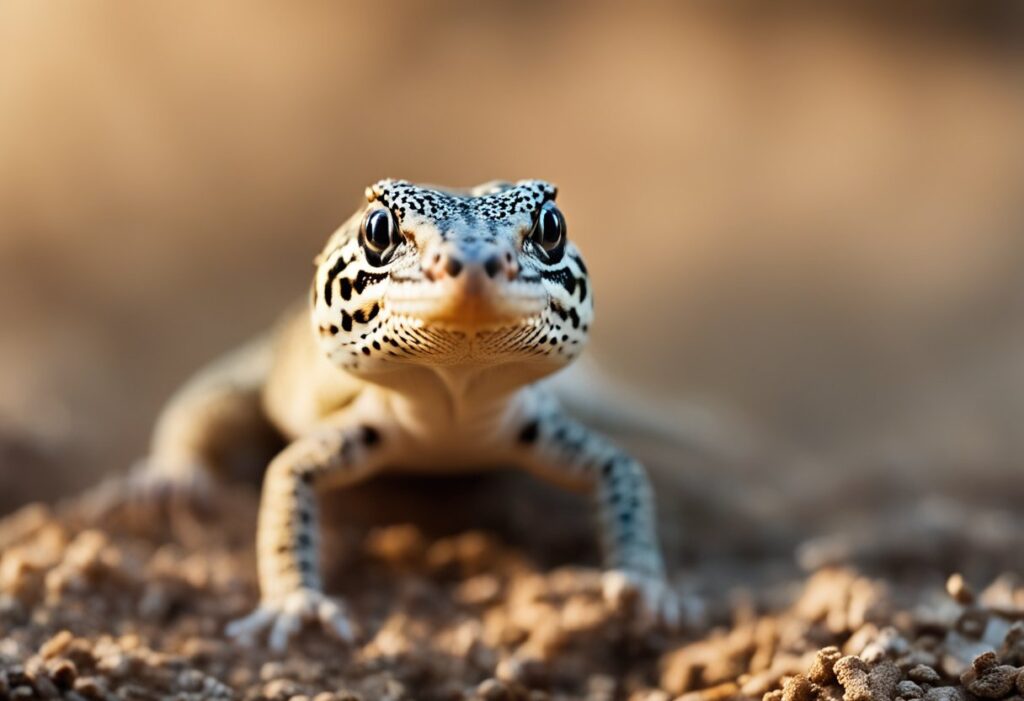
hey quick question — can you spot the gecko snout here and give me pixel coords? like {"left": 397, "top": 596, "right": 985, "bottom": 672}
{"left": 424, "top": 243, "right": 518, "bottom": 283}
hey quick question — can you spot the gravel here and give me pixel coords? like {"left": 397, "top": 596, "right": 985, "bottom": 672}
{"left": 0, "top": 486, "right": 1022, "bottom": 700}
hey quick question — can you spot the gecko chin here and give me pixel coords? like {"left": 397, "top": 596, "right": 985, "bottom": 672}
{"left": 373, "top": 311, "right": 574, "bottom": 367}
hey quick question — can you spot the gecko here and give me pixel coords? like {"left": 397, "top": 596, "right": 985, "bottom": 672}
{"left": 136, "top": 179, "right": 679, "bottom": 650}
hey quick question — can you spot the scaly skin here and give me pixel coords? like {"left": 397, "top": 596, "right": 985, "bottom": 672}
{"left": 139, "top": 179, "right": 679, "bottom": 650}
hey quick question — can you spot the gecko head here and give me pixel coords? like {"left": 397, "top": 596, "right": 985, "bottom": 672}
{"left": 310, "top": 179, "right": 593, "bottom": 376}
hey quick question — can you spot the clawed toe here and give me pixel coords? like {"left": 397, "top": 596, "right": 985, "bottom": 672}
{"left": 225, "top": 607, "right": 276, "bottom": 647}
{"left": 226, "top": 589, "right": 355, "bottom": 651}
{"left": 129, "top": 459, "right": 214, "bottom": 509}
{"left": 602, "top": 569, "right": 681, "bottom": 630}
{"left": 81, "top": 458, "right": 215, "bottom": 522}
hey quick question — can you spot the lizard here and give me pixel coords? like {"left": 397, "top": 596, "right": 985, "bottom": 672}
{"left": 135, "top": 179, "right": 679, "bottom": 650}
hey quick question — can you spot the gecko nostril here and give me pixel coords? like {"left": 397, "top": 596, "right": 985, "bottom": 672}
{"left": 483, "top": 255, "right": 503, "bottom": 279}
{"left": 445, "top": 257, "right": 463, "bottom": 278}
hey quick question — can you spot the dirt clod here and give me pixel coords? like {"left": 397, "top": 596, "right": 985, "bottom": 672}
{"left": 835, "top": 656, "right": 872, "bottom": 701}
{"left": 810, "top": 647, "right": 844, "bottom": 686}
{"left": 868, "top": 659, "right": 901, "bottom": 701}
{"left": 960, "top": 653, "right": 1020, "bottom": 699}
{"left": 947, "top": 576, "right": 975, "bottom": 606}
{"left": 781, "top": 674, "right": 816, "bottom": 701}
{"left": 909, "top": 666, "right": 943, "bottom": 685}
{"left": 896, "top": 681, "right": 923, "bottom": 699}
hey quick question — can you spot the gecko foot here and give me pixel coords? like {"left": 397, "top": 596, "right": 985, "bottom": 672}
{"left": 226, "top": 588, "right": 355, "bottom": 651}
{"left": 79, "top": 457, "right": 214, "bottom": 522}
{"left": 127, "top": 456, "right": 214, "bottom": 508}
{"left": 602, "top": 569, "right": 681, "bottom": 630}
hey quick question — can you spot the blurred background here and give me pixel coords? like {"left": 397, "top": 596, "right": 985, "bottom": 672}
{"left": 1, "top": 1, "right": 1023, "bottom": 568}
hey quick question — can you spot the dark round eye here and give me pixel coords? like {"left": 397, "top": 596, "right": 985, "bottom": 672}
{"left": 360, "top": 208, "right": 400, "bottom": 264}
{"left": 530, "top": 202, "right": 566, "bottom": 258}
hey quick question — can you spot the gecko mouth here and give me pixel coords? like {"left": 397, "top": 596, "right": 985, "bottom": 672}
{"left": 387, "top": 277, "right": 547, "bottom": 331}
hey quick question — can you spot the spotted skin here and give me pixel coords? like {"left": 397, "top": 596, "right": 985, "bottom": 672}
{"left": 312, "top": 179, "right": 590, "bottom": 373}
{"left": 138, "top": 179, "right": 676, "bottom": 650}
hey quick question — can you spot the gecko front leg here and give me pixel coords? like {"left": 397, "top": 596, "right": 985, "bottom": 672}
{"left": 226, "top": 419, "right": 394, "bottom": 650}
{"left": 515, "top": 397, "right": 680, "bottom": 629}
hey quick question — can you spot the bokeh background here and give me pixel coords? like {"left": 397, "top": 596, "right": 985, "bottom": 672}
{"left": 1, "top": 2, "right": 1023, "bottom": 567}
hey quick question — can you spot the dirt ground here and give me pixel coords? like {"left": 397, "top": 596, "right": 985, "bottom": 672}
{"left": 0, "top": 464, "right": 1023, "bottom": 701}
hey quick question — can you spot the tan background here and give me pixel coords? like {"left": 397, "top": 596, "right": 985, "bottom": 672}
{"left": 1, "top": 2, "right": 1022, "bottom": 543}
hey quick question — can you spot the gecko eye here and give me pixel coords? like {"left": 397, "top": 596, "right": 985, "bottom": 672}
{"left": 529, "top": 202, "right": 566, "bottom": 261}
{"left": 360, "top": 208, "right": 401, "bottom": 265}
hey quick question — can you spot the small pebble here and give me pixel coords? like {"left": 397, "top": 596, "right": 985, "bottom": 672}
{"left": 46, "top": 658, "right": 77, "bottom": 688}
{"left": 476, "top": 678, "right": 511, "bottom": 701}
{"left": 923, "top": 687, "right": 963, "bottom": 701}
{"left": 38, "top": 630, "right": 74, "bottom": 660}
{"left": 947, "top": 575, "right": 975, "bottom": 605}
{"left": 897, "top": 681, "right": 924, "bottom": 699}
{"left": 264, "top": 679, "right": 302, "bottom": 700}
{"left": 909, "top": 666, "right": 943, "bottom": 685}
{"left": 73, "top": 676, "right": 106, "bottom": 700}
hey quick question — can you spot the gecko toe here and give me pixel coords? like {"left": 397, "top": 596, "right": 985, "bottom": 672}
{"left": 227, "top": 589, "right": 356, "bottom": 651}
{"left": 225, "top": 606, "right": 276, "bottom": 646}
{"left": 268, "top": 610, "right": 303, "bottom": 652}
{"left": 317, "top": 597, "right": 356, "bottom": 643}
{"left": 83, "top": 457, "right": 215, "bottom": 525}
{"left": 602, "top": 569, "right": 681, "bottom": 631}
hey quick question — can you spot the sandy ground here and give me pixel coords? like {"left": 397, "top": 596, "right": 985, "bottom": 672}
{"left": 0, "top": 473, "right": 1022, "bottom": 701}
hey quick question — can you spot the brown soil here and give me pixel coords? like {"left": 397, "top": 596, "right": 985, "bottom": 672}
{"left": 1, "top": 483, "right": 1022, "bottom": 701}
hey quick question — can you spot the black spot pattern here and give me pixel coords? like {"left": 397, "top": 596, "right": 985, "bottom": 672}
{"left": 541, "top": 267, "right": 579, "bottom": 296}
{"left": 353, "top": 270, "right": 387, "bottom": 294}
{"left": 369, "top": 179, "right": 557, "bottom": 227}
{"left": 323, "top": 255, "right": 351, "bottom": 306}
{"left": 361, "top": 425, "right": 381, "bottom": 446}
{"left": 518, "top": 421, "right": 540, "bottom": 444}
{"left": 352, "top": 303, "right": 380, "bottom": 325}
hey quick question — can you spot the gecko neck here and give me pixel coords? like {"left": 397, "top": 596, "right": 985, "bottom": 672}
{"left": 363, "top": 362, "right": 556, "bottom": 434}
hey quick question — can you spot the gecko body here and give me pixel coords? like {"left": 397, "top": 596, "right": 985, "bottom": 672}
{"left": 140, "top": 179, "right": 678, "bottom": 649}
